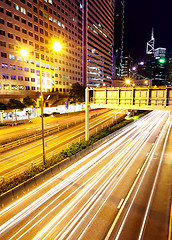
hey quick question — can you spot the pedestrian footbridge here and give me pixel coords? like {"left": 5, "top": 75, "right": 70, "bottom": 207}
{"left": 89, "top": 86, "right": 172, "bottom": 111}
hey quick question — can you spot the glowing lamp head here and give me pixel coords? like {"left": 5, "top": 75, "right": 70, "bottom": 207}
{"left": 126, "top": 79, "right": 130, "bottom": 84}
{"left": 20, "top": 49, "right": 28, "bottom": 57}
{"left": 53, "top": 42, "right": 62, "bottom": 52}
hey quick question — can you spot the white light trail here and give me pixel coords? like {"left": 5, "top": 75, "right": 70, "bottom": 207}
{"left": 0, "top": 111, "right": 169, "bottom": 240}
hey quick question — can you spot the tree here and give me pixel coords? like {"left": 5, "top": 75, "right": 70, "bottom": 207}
{"left": 7, "top": 99, "right": 25, "bottom": 110}
{"left": 0, "top": 102, "right": 7, "bottom": 110}
{"left": 23, "top": 96, "right": 36, "bottom": 107}
{"left": 68, "top": 83, "right": 85, "bottom": 103}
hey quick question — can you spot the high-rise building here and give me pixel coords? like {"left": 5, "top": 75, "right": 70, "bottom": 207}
{"left": 121, "top": 55, "right": 133, "bottom": 78}
{"left": 82, "top": 0, "right": 115, "bottom": 87}
{"left": 167, "top": 53, "right": 172, "bottom": 86}
{"left": 145, "top": 30, "right": 166, "bottom": 86}
{"left": 113, "top": 0, "right": 125, "bottom": 80}
{"left": 0, "top": 0, "right": 82, "bottom": 103}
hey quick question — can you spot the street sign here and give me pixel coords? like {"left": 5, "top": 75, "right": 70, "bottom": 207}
{"left": 65, "top": 100, "right": 69, "bottom": 109}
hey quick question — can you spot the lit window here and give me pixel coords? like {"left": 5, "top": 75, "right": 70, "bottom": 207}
{"left": 4, "top": 84, "right": 10, "bottom": 89}
{"left": 44, "top": 13, "right": 48, "bottom": 19}
{"left": 10, "top": 65, "right": 16, "bottom": 70}
{"left": 9, "top": 54, "right": 15, "bottom": 60}
{"left": 19, "top": 85, "right": 24, "bottom": 90}
{"left": 2, "top": 63, "right": 8, "bottom": 68}
{"left": 21, "top": 7, "right": 26, "bottom": 14}
{"left": 17, "top": 56, "right": 22, "bottom": 61}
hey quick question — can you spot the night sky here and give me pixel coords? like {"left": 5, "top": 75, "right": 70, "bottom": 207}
{"left": 124, "top": 0, "right": 172, "bottom": 63}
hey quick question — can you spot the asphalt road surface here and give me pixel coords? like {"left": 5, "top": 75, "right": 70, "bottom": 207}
{"left": 0, "top": 109, "right": 125, "bottom": 179}
{"left": 0, "top": 110, "right": 171, "bottom": 240}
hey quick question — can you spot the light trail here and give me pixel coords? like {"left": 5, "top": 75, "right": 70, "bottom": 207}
{"left": 138, "top": 116, "right": 172, "bottom": 240}
{"left": 112, "top": 112, "right": 170, "bottom": 240}
{"left": 24, "top": 112, "right": 167, "bottom": 239}
{"left": 0, "top": 111, "right": 169, "bottom": 240}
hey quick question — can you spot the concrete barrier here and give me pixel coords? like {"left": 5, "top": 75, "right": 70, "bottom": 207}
{"left": 12, "top": 184, "right": 26, "bottom": 200}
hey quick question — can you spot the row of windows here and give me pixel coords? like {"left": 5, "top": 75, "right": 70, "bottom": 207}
{"left": 1, "top": 63, "right": 81, "bottom": 74}
{"left": 0, "top": 83, "right": 71, "bottom": 93}
{"left": 1, "top": 0, "right": 82, "bottom": 19}
{"left": 0, "top": 23, "right": 81, "bottom": 47}
{"left": 1, "top": 84, "right": 35, "bottom": 91}
{"left": 2, "top": 74, "right": 35, "bottom": 81}
{"left": 0, "top": 4, "right": 81, "bottom": 32}
{"left": 1, "top": 73, "right": 81, "bottom": 81}
{"left": 1, "top": 51, "right": 81, "bottom": 67}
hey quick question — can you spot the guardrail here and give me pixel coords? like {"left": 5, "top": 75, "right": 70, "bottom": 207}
{"left": 0, "top": 119, "right": 83, "bottom": 153}
{"left": 0, "top": 112, "right": 125, "bottom": 181}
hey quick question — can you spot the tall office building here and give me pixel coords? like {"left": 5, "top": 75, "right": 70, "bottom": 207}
{"left": 121, "top": 55, "right": 133, "bottom": 78}
{"left": 82, "top": 0, "right": 115, "bottom": 87}
{"left": 0, "top": 0, "right": 82, "bottom": 103}
{"left": 113, "top": 0, "right": 125, "bottom": 80}
{"left": 168, "top": 53, "right": 172, "bottom": 85}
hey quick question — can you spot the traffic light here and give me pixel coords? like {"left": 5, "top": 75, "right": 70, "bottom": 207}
{"left": 158, "top": 58, "right": 165, "bottom": 64}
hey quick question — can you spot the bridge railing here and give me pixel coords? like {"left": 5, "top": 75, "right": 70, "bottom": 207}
{"left": 89, "top": 86, "right": 172, "bottom": 110}
{"left": 90, "top": 97, "right": 171, "bottom": 106}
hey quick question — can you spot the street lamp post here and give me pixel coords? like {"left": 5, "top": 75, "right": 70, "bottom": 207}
{"left": 39, "top": 53, "right": 46, "bottom": 164}
{"left": 20, "top": 42, "right": 62, "bottom": 164}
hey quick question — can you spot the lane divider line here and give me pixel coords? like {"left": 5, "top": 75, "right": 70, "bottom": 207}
{"left": 168, "top": 200, "right": 172, "bottom": 240}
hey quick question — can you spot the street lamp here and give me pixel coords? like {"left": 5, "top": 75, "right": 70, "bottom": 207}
{"left": 20, "top": 41, "right": 62, "bottom": 164}
{"left": 125, "top": 79, "right": 131, "bottom": 86}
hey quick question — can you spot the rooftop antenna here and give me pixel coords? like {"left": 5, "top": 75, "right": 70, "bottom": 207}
{"left": 146, "top": 28, "right": 155, "bottom": 54}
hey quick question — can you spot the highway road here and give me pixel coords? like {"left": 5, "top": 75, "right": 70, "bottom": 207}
{"left": 0, "top": 110, "right": 171, "bottom": 240}
{"left": 0, "top": 109, "right": 125, "bottom": 179}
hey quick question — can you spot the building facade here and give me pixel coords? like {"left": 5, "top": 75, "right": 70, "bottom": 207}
{"left": 82, "top": 0, "right": 115, "bottom": 88}
{"left": 168, "top": 54, "right": 172, "bottom": 86}
{"left": 113, "top": 0, "right": 125, "bottom": 80}
{"left": 121, "top": 55, "right": 133, "bottom": 79}
{"left": 0, "top": 0, "right": 82, "bottom": 103}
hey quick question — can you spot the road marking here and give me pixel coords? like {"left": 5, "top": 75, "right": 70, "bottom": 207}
{"left": 105, "top": 115, "right": 170, "bottom": 240}
{"left": 136, "top": 169, "right": 140, "bottom": 174}
{"left": 117, "top": 199, "right": 124, "bottom": 209}
{"left": 168, "top": 200, "right": 172, "bottom": 240}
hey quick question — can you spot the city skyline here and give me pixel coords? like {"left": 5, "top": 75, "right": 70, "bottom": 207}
{"left": 124, "top": 0, "right": 172, "bottom": 63}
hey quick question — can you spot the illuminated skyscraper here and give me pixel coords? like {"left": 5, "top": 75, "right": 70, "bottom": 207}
{"left": 0, "top": 0, "right": 82, "bottom": 103}
{"left": 82, "top": 0, "right": 115, "bottom": 87}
